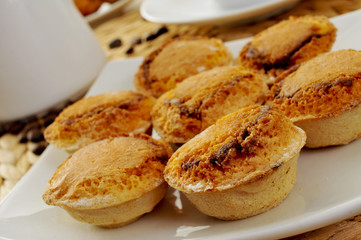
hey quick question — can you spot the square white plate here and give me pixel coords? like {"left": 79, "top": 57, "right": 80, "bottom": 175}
{"left": 1, "top": 9, "right": 361, "bottom": 240}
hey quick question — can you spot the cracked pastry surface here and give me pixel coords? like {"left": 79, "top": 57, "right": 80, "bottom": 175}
{"left": 268, "top": 49, "right": 361, "bottom": 147}
{"left": 44, "top": 90, "right": 155, "bottom": 152}
{"left": 43, "top": 135, "right": 172, "bottom": 228}
{"left": 238, "top": 15, "right": 336, "bottom": 84}
{"left": 151, "top": 66, "right": 268, "bottom": 143}
{"left": 164, "top": 105, "right": 306, "bottom": 220}
{"left": 134, "top": 36, "right": 233, "bottom": 98}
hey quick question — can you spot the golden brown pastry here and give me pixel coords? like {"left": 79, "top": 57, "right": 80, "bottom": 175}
{"left": 151, "top": 66, "right": 268, "bottom": 143}
{"left": 43, "top": 134, "right": 173, "bottom": 228}
{"left": 164, "top": 105, "right": 306, "bottom": 220}
{"left": 73, "top": 0, "right": 102, "bottom": 16}
{"left": 134, "top": 36, "right": 233, "bottom": 98}
{"left": 268, "top": 49, "right": 361, "bottom": 148}
{"left": 238, "top": 15, "right": 336, "bottom": 84}
{"left": 44, "top": 90, "right": 155, "bottom": 152}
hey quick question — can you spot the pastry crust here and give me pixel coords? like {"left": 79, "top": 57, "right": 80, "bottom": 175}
{"left": 185, "top": 153, "right": 299, "bottom": 220}
{"left": 73, "top": 0, "right": 102, "bottom": 16}
{"left": 268, "top": 50, "right": 361, "bottom": 147}
{"left": 43, "top": 135, "right": 172, "bottom": 227}
{"left": 238, "top": 15, "right": 336, "bottom": 84}
{"left": 294, "top": 104, "right": 361, "bottom": 148}
{"left": 151, "top": 66, "right": 268, "bottom": 143}
{"left": 63, "top": 182, "right": 168, "bottom": 228}
{"left": 164, "top": 105, "right": 306, "bottom": 220}
{"left": 134, "top": 36, "right": 233, "bottom": 98}
{"left": 44, "top": 90, "right": 155, "bottom": 152}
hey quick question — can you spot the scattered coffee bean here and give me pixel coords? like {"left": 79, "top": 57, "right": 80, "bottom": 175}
{"left": 19, "top": 120, "right": 42, "bottom": 143}
{"left": 6, "top": 121, "right": 25, "bottom": 134}
{"left": 0, "top": 124, "right": 5, "bottom": 137}
{"left": 126, "top": 46, "right": 134, "bottom": 55}
{"left": 145, "top": 33, "right": 157, "bottom": 41}
{"left": 0, "top": 149, "right": 16, "bottom": 165}
{"left": 146, "top": 26, "right": 169, "bottom": 41}
{"left": 0, "top": 164, "right": 22, "bottom": 180}
{"left": 0, "top": 96, "right": 86, "bottom": 201}
{"left": 0, "top": 134, "right": 18, "bottom": 150}
{"left": 25, "top": 116, "right": 38, "bottom": 124}
{"left": 26, "top": 128, "right": 44, "bottom": 143}
{"left": 131, "top": 37, "right": 142, "bottom": 45}
{"left": 17, "top": 132, "right": 28, "bottom": 143}
{"left": 157, "top": 26, "right": 169, "bottom": 35}
{"left": 43, "top": 114, "right": 57, "bottom": 127}
{"left": 23, "top": 120, "right": 41, "bottom": 133}
{"left": 25, "top": 151, "right": 38, "bottom": 165}
{"left": 109, "top": 38, "right": 122, "bottom": 49}
{"left": 13, "top": 144, "right": 26, "bottom": 160}
{"left": 125, "top": 37, "right": 143, "bottom": 55}
{"left": 32, "top": 142, "right": 48, "bottom": 155}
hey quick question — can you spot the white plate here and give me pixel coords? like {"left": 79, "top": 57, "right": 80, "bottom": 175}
{"left": 85, "top": 0, "right": 132, "bottom": 25}
{"left": 1, "top": 9, "right": 361, "bottom": 240}
{"left": 140, "top": 0, "right": 300, "bottom": 25}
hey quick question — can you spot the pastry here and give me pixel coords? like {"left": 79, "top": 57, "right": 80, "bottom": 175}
{"left": 268, "top": 49, "right": 361, "bottom": 148}
{"left": 44, "top": 90, "right": 155, "bottom": 152}
{"left": 43, "top": 134, "right": 173, "bottom": 228}
{"left": 164, "top": 105, "right": 306, "bottom": 220}
{"left": 238, "top": 15, "right": 336, "bottom": 84}
{"left": 134, "top": 36, "right": 233, "bottom": 98}
{"left": 151, "top": 66, "right": 268, "bottom": 143}
{"left": 73, "top": 0, "right": 118, "bottom": 16}
{"left": 73, "top": 0, "right": 102, "bottom": 16}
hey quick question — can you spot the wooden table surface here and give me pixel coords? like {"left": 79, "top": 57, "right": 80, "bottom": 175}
{"left": 93, "top": 0, "right": 361, "bottom": 239}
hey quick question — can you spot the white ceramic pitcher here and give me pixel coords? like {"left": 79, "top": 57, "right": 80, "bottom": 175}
{"left": 0, "top": 0, "right": 106, "bottom": 121}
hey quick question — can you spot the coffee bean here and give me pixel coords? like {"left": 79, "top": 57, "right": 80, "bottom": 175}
{"left": 109, "top": 38, "right": 122, "bottom": 49}
{"left": 6, "top": 121, "right": 25, "bottom": 134}
{"left": 17, "top": 132, "right": 28, "bottom": 143}
{"left": 23, "top": 120, "right": 41, "bottom": 133}
{"left": 25, "top": 116, "right": 38, "bottom": 125}
{"left": 145, "top": 26, "right": 169, "bottom": 41}
{"left": 43, "top": 112, "right": 58, "bottom": 127}
{"left": 27, "top": 128, "right": 44, "bottom": 143}
{"left": 125, "top": 46, "right": 134, "bottom": 55}
{"left": 156, "top": 26, "right": 169, "bottom": 36}
{"left": 32, "top": 142, "right": 48, "bottom": 155}
{"left": 131, "top": 37, "right": 142, "bottom": 45}
{"left": 18, "top": 120, "right": 41, "bottom": 143}
{"left": 0, "top": 124, "right": 5, "bottom": 137}
{"left": 145, "top": 33, "right": 157, "bottom": 41}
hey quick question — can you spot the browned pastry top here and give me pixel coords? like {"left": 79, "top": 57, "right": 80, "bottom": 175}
{"left": 44, "top": 90, "right": 155, "bottom": 152}
{"left": 151, "top": 66, "right": 268, "bottom": 143}
{"left": 164, "top": 105, "right": 306, "bottom": 193}
{"left": 43, "top": 135, "right": 172, "bottom": 209}
{"left": 252, "top": 16, "right": 334, "bottom": 64}
{"left": 134, "top": 36, "right": 233, "bottom": 98}
{"left": 269, "top": 49, "right": 361, "bottom": 121}
{"left": 238, "top": 15, "right": 336, "bottom": 80}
